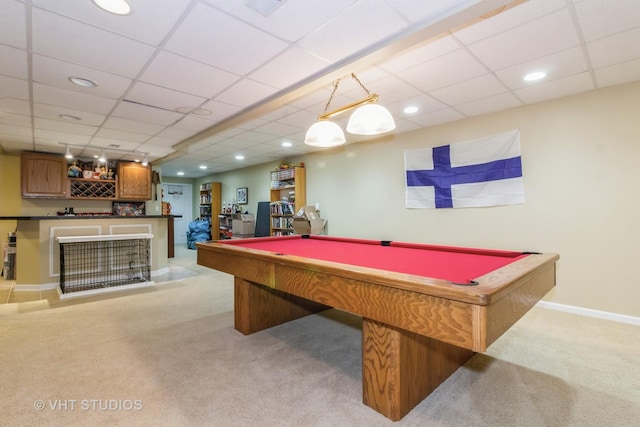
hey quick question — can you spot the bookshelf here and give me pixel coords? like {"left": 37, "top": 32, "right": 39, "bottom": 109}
{"left": 269, "top": 166, "right": 306, "bottom": 236}
{"left": 199, "top": 182, "right": 221, "bottom": 238}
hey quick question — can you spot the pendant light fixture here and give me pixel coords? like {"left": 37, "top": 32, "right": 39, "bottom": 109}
{"left": 304, "top": 73, "right": 395, "bottom": 147}
{"left": 64, "top": 144, "right": 73, "bottom": 159}
{"left": 98, "top": 148, "right": 106, "bottom": 163}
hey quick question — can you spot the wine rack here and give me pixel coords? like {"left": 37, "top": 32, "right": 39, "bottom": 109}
{"left": 69, "top": 178, "right": 117, "bottom": 200}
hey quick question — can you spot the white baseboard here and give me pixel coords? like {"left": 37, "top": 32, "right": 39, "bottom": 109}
{"left": 57, "top": 281, "right": 155, "bottom": 300}
{"left": 11, "top": 268, "right": 168, "bottom": 291}
{"left": 11, "top": 283, "right": 57, "bottom": 291}
{"left": 536, "top": 301, "right": 640, "bottom": 326}
{"left": 151, "top": 267, "right": 169, "bottom": 277}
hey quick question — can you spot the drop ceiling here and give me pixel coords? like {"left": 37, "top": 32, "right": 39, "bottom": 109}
{"left": 1, "top": 0, "right": 639, "bottom": 177}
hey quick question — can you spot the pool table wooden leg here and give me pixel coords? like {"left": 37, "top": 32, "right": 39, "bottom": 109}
{"left": 234, "top": 277, "right": 330, "bottom": 335}
{"left": 362, "top": 318, "right": 475, "bottom": 421}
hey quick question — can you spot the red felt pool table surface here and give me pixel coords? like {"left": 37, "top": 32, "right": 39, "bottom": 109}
{"left": 218, "top": 234, "right": 527, "bottom": 285}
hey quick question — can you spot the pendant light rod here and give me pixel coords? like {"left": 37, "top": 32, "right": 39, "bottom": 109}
{"left": 318, "top": 93, "right": 378, "bottom": 121}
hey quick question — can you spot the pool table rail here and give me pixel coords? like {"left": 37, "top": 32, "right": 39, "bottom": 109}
{"left": 196, "top": 241, "right": 557, "bottom": 352}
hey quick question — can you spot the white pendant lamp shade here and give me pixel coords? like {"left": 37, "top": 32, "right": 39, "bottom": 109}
{"left": 346, "top": 103, "right": 396, "bottom": 135}
{"left": 304, "top": 120, "right": 346, "bottom": 147}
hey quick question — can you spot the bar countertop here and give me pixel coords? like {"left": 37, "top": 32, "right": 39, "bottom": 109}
{"left": 0, "top": 215, "right": 181, "bottom": 220}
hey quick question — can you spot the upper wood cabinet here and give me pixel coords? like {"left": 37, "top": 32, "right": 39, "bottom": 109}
{"left": 21, "top": 152, "right": 67, "bottom": 198}
{"left": 117, "top": 162, "right": 151, "bottom": 200}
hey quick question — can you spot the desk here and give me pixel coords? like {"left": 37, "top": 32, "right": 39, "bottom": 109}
{"left": 197, "top": 235, "right": 558, "bottom": 421}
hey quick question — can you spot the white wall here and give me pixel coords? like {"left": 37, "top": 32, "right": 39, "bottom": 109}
{"left": 200, "top": 81, "right": 640, "bottom": 318}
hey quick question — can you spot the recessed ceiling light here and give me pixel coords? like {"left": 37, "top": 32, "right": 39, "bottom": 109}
{"left": 281, "top": 141, "right": 292, "bottom": 148}
{"left": 92, "top": 0, "right": 131, "bottom": 15}
{"left": 191, "top": 108, "right": 212, "bottom": 116}
{"left": 246, "top": 0, "right": 285, "bottom": 17}
{"left": 177, "top": 171, "right": 185, "bottom": 176}
{"left": 174, "top": 107, "right": 212, "bottom": 115}
{"left": 199, "top": 165, "right": 207, "bottom": 170}
{"left": 524, "top": 71, "right": 547, "bottom": 82}
{"left": 235, "top": 155, "right": 245, "bottom": 160}
{"left": 59, "top": 114, "right": 81, "bottom": 121}
{"left": 69, "top": 77, "right": 98, "bottom": 88}
{"left": 404, "top": 106, "right": 419, "bottom": 114}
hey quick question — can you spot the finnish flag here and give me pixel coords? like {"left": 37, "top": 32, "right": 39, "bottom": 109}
{"left": 405, "top": 130, "right": 524, "bottom": 209}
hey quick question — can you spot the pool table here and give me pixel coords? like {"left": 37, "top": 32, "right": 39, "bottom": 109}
{"left": 196, "top": 235, "right": 558, "bottom": 421}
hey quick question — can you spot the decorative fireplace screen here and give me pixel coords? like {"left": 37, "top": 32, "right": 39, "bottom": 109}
{"left": 57, "top": 234, "right": 153, "bottom": 294}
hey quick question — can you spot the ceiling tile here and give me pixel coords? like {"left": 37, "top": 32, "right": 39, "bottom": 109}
{"left": 214, "top": 79, "right": 280, "bottom": 108}
{"left": 111, "top": 101, "right": 184, "bottom": 126}
{"left": 125, "top": 82, "right": 207, "bottom": 113}
{"left": 397, "top": 49, "right": 487, "bottom": 92}
{"left": 393, "top": 119, "right": 423, "bottom": 134}
{"left": 91, "top": 138, "right": 142, "bottom": 153}
{"left": 273, "top": 109, "right": 318, "bottom": 128}
{"left": 33, "top": 103, "right": 105, "bottom": 126}
{"left": 0, "top": 44, "right": 28, "bottom": 79}
{"left": 31, "top": 0, "right": 193, "bottom": 45}
{"left": 379, "top": 35, "right": 461, "bottom": 74}
{"left": 387, "top": 94, "right": 447, "bottom": 116}
{"left": 216, "top": 138, "right": 261, "bottom": 149}
{"left": 249, "top": 46, "right": 331, "bottom": 89}
{"left": 102, "top": 116, "right": 165, "bottom": 136}
{"left": 388, "top": 0, "right": 475, "bottom": 24}
{"left": 198, "top": 100, "right": 244, "bottom": 123}
{"left": 252, "top": 122, "right": 300, "bottom": 138}
{"left": 94, "top": 128, "right": 150, "bottom": 143}
{"left": 233, "top": 131, "right": 276, "bottom": 143}
{"left": 0, "top": 98, "right": 31, "bottom": 116}
{"left": 405, "top": 107, "right": 465, "bottom": 127}
{"left": 297, "top": 0, "right": 409, "bottom": 63}
{"left": 587, "top": 27, "right": 640, "bottom": 68}
{"left": 1, "top": 112, "right": 31, "bottom": 127}
{"left": 364, "top": 75, "right": 424, "bottom": 104}
{"left": 454, "top": 0, "right": 565, "bottom": 44}
{"left": 34, "top": 117, "right": 97, "bottom": 136}
{"left": 34, "top": 129, "right": 91, "bottom": 145}
{"left": 0, "top": 75, "right": 29, "bottom": 99}
{"left": 574, "top": 0, "right": 640, "bottom": 42}
{"left": 164, "top": 3, "right": 289, "bottom": 75}
{"left": 32, "top": 9, "right": 155, "bottom": 78}
{"left": 141, "top": 136, "right": 178, "bottom": 148}
{"left": 32, "top": 55, "right": 132, "bottom": 98}
{"left": 0, "top": 139, "right": 35, "bottom": 151}
{"left": 431, "top": 74, "right": 508, "bottom": 106}
{"left": 0, "top": 124, "right": 32, "bottom": 138}
{"left": 594, "top": 57, "right": 640, "bottom": 87}
{"left": 33, "top": 83, "right": 117, "bottom": 114}
{"left": 468, "top": 9, "right": 580, "bottom": 71}
{"left": 173, "top": 115, "right": 218, "bottom": 133}
{"left": 140, "top": 51, "right": 241, "bottom": 98}
{"left": 495, "top": 47, "right": 588, "bottom": 90}
{"left": 455, "top": 92, "right": 522, "bottom": 117}
{"left": 515, "top": 72, "right": 594, "bottom": 104}
{"left": 157, "top": 126, "right": 195, "bottom": 141}
{"left": 0, "top": 0, "right": 27, "bottom": 49}
{"left": 202, "top": 0, "right": 352, "bottom": 43}
{"left": 134, "top": 142, "right": 175, "bottom": 156}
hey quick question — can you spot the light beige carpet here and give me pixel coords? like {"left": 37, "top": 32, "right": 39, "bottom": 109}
{"left": 1, "top": 249, "right": 638, "bottom": 426}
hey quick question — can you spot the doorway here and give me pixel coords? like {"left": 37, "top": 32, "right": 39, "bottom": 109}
{"left": 162, "top": 183, "right": 192, "bottom": 246}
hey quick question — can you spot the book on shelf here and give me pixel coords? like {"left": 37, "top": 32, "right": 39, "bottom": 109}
{"left": 269, "top": 200, "right": 294, "bottom": 215}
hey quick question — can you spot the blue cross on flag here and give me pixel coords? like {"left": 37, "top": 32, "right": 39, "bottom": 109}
{"left": 405, "top": 130, "right": 524, "bottom": 209}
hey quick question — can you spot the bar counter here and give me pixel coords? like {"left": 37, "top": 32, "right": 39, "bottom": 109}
{"left": 1, "top": 216, "right": 178, "bottom": 290}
